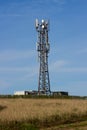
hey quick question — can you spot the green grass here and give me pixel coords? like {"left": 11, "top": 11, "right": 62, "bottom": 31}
{"left": 41, "top": 120, "right": 87, "bottom": 130}
{"left": 0, "top": 120, "right": 87, "bottom": 130}
{"left": 0, "top": 122, "right": 39, "bottom": 130}
{"left": 0, "top": 94, "right": 87, "bottom": 99}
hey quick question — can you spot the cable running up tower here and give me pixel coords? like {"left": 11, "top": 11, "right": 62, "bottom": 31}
{"left": 35, "top": 19, "right": 51, "bottom": 95}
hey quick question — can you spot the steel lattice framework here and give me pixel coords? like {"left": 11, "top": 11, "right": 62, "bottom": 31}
{"left": 35, "top": 19, "right": 51, "bottom": 95}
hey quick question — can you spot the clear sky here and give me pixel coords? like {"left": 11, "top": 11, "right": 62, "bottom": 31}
{"left": 0, "top": 0, "right": 87, "bottom": 96}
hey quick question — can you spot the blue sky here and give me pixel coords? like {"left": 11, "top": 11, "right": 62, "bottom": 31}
{"left": 0, "top": 0, "right": 87, "bottom": 96}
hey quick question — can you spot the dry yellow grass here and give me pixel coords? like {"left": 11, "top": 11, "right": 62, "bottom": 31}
{"left": 0, "top": 98, "right": 87, "bottom": 123}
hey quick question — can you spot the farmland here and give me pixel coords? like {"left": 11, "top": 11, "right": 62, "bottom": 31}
{"left": 0, "top": 98, "right": 87, "bottom": 130}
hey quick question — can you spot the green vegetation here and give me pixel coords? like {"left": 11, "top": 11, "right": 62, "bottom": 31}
{"left": 0, "top": 94, "right": 87, "bottom": 99}
{"left": 0, "top": 119, "right": 87, "bottom": 130}
{"left": 42, "top": 121, "right": 87, "bottom": 130}
{"left": 0, "top": 122, "right": 39, "bottom": 130}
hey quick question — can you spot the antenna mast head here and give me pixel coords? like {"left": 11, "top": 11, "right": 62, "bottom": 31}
{"left": 35, "top": 19, "right": 39, "bottom": 29}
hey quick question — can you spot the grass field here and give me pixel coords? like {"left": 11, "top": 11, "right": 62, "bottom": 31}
{"left": 0, "top": 98, "right": 87, "bottom": 130}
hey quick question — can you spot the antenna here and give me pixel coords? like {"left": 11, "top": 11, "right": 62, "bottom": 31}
{"left": 35, "top": 19, "right": 39, "bottom": 29}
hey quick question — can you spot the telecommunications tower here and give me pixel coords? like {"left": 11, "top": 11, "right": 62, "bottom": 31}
{"left": 35, "top": 19, "right": 51, "bottom": 95}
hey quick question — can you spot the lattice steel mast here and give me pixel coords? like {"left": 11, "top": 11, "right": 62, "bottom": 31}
{"left": 35, "top": 19, "right": 51, "bottom": 95}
